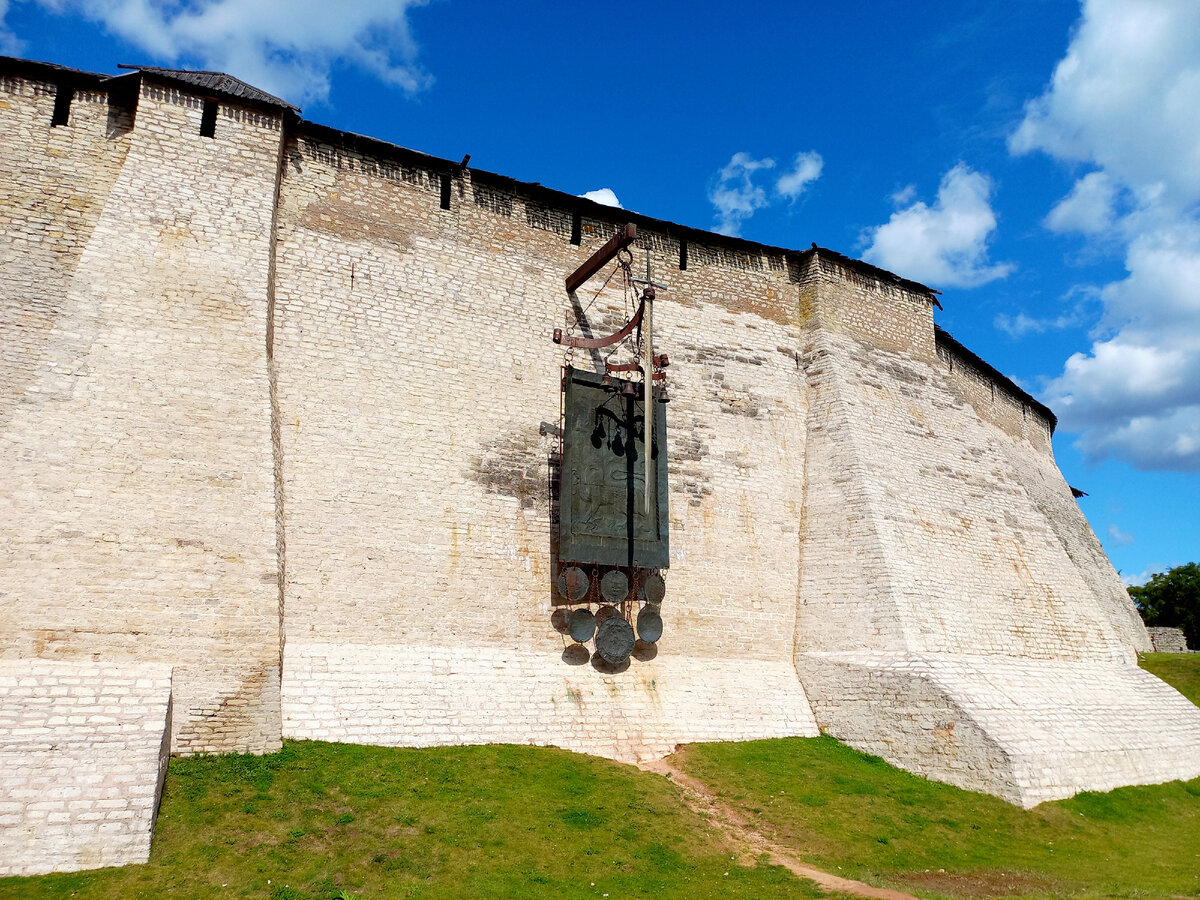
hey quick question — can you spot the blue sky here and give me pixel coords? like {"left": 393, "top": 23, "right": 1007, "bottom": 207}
{"left": 3, "top": 0, "right": 1197, "bottom": 584}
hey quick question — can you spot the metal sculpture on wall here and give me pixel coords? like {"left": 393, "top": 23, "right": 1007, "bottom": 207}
{"left": 551, "top": 223, "right": 670, "bottom": 666}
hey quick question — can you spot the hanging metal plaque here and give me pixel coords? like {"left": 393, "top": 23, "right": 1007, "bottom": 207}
{"left": 558, "top": 366, "right": 669, "bottom": 569}
{"left": 567, "top": 608, "right": 596, "bottom": 643}
{"left": 596, "top": 615, "right": 636, "bottom": 664}
{"left": 636, "top": 605, "right": 663, "bottom": 643}
{"left": 641, "top": 572, "right": 666, "bottom": 605}
{"left": 600, "top": 570, "right": 630, "bottom": 603}
{"left": 556, "top": 566, "right": 589, "bottom": 603}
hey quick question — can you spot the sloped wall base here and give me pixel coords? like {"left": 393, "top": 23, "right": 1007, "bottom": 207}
{"left": 0, "top": 660, "right": 172, "bottom": 876}
{"left": 798, "top": 652, "right": 1200, "bottom": 806}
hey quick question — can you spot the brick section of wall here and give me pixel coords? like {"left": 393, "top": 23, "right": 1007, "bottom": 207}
{"left": 0, "top": 660, "right": 172, "bottom": 876}
{"left": 797, "top": 252, "right": 938, "bottom": 362}
{"left": 282, "top": 643, "right": 818, "bottom": 762}
{"left": 1148, "top": 627, "right": 1191, "bottom": 653}
{"left": 800, "top": 652, "right": 1200, "bottom": 806}
{"left": 787, "top": 283, "right": 1200, "bottom": 804}
{"left": 935, "top": 343, "right": 1054, "bottom": 456}
{"left": 5, "top": 58, "right": 1194, "bottom": 818}
{"left": 0, "top": 75, "right": 283, "bottom": 754}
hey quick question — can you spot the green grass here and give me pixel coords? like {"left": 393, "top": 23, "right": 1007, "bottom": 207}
{"left": 1141, "top": 651, "right": 1200, "bottom": 705}
{"left": 0, "top": 741, "right": 823, "bottom": 900}
{"left": 5, "top": 654, "right": 1197, "bottom": 899}
{"left": 676, "top": 737, "right": 1200, "bottom": 899}
{"left": 674, "top": 653, "right": 1200, "bottom": 899}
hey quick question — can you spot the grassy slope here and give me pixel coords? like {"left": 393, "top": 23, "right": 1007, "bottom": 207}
{"left": 0, "top": 742, "right": 820, "bottom": 900}
{"left": 4, "top": 654, "right": 1196, "bottom": 900}
{"left": 676, "top": 653, "right": 1200, "bottom": 900}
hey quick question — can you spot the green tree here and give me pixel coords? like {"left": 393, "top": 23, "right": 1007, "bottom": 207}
{"left": 1129, "top": 562, "right": 1200, "bottom": 650}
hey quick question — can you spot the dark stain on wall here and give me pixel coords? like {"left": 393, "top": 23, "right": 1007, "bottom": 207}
{"left": 469, "top": 427, "right": 549, "bottom": 509}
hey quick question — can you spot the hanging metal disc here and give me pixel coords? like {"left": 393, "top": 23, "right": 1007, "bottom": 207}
{"left": 600, "top": 570, "right": 630, "bottom": 603}
{"left": 641, "top": 572, "right": 666, "bottom": 605}
{"left": 567, "top": 608, "right": 596, "bottom": 643}
{"left": 557, "top": 566, "right": 589, "bottom": 602}
{"left": 636, "top": 605, "right": 663, "bottom": 643}
{"left": 596, "top": 615, "right": 636, "bottom": 664}
{"left": 595, "top": 604, "right": 621, "bottom": 625}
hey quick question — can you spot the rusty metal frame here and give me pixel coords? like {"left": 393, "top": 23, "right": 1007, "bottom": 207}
{"left": 564, "top": 223, "right": 637, "bottom": 293}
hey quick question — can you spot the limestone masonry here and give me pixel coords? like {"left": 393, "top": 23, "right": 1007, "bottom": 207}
{"left": 3, "top": 56, "right": 1200, "bottom": 874}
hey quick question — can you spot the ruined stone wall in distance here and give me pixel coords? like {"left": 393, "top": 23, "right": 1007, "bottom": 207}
{"left": 1148, "top": 627, "right": 1190, "bottom": 653}
{"left": 272, "top": 135, "right": 818, "bottom": 753}
{"left": 0, "top": 76, "right": 284, "bottom": 754}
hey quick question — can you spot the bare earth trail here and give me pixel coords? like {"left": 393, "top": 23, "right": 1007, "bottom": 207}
{"left": 640, "top": 756, "right": 925, "bottom": 900}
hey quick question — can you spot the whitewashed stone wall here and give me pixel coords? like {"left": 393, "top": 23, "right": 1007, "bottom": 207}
{"left": 0, "top": 660, "right": 172, "bottom": 876}
{"left": 283, "top": 644, "right": 818, "bottom": 762}
{"left": 271, "top": 136, "right": 819, "bottom": 755}
{"left": 791, "top": 261, "right": 1200, "bottom": 803}
{"left": 795, "top": 323, "right": 1135, "bottom": 662}
{"left": 3, "top": 56, "right": 1197, "bottom": 841}
{"left": 0, "top": 72, "right": 283, "bottom": 755}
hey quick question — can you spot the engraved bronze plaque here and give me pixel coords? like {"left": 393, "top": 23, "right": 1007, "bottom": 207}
{"left": 596, "top": 615, "right": 636, "bottom": 664}
{"left": 559, "top": 367, "right": 669, "bottom": 569}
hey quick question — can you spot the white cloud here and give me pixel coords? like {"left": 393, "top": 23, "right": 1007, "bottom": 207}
{"left": 1044, "top": 171, "right": 1119, "bottom": 235}
{"left": 31, "top": 0, "right": 432, "bottom": 104}
{"left": 1107, "top": 524, "right": 1135, "bottom": 547}
{"left": 1041, "top": 226, "right": 1200, "bottom": 469}
{"left": 578, "top": 188, "right": 622, "bottom": 208}
{"left": 708, "top": 152, "right": 775, "bottom": 236}
{"left": 995, "top": 286, "right": 1096, "bottom": 337}
{"left": 994, "top": 310, "right": 1078, "bottom": 338}
{"left": 1014, "top": 0, "right": 1200, "bottom": 471}
{"left": 707, "top": 149, "right": 823, "bottom": 236}
{"left": 861, "top": 163, "right": 1014, "bottom": 288}
{"left": 775, "top": 151, "right": 823, "bottom": 200}
{"left": 0, "top": 0, "right": 22, "bottom": 54}
{"left": 1009, "top": 0, "right": 1200, "bottom": 210}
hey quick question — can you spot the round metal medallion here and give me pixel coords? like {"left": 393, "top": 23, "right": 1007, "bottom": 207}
{"left": 595, "top": 604, "right": 621, "bottom": 625}
{"left": 600, "top": 570, "right": 629, "bottom": 603}
{"left": 567, "top": 608, "right": 596, "bottom": 643}
{"left": 641, "top": 572, "right": 666, "bottom": 605}
{"left": 596, "top": 615, "right": 636, "bottom": 664}
{"left": 636, "top": 606, "right": 663, "bottom": 643}
{"left": 557, "top": 566, "right": 589, "bottom": 602}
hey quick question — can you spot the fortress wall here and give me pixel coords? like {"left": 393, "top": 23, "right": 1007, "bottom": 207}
{"left": 799, "top": 252, "right": 938, "bottom": 361}
{"left": 999, "top": 440, "right": 1152, "bottom": 652}
{"left": 0, "top": 75, "right": 132, "bottom": 433}
{"left": 0, "top": 75, "right": 284, "bottom": 753}
{"left": 796, "top": 319, "right": 1131, "bottom": 661}
{"left": 796, "top": 653, "right": 1023, "bottom": 802}
{"left": 789, "top": 266, "right": 1200, "bottom": 802}
{"left": 272, "top": 131, "right": 818, "bottom": 751}
{"left": 0, "top": 660, "right": 172, "bottom": 875}
{"left": 800, "top": 653, "right": 1200, "bottom": 806}
{"left": 935, "top": 339, "right": 1054, "bottom": 456}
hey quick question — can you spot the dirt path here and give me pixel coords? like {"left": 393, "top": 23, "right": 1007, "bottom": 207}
{"left": 640, "top": 756, "right": 924, "bottom": 900}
